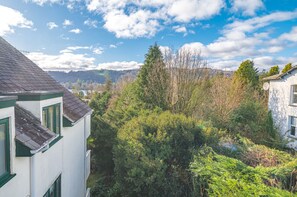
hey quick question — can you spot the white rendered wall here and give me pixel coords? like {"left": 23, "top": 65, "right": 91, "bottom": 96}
{"left": 62, "top": 118, "right": 86, "bottom": 197}
{"left": 268, "top": 70, "right": 297, "bottom": 148}
{"left": 0, "top": 107, "right": 31, "bottom": 197}
{"left": 31, "top": 140, "right": 63, "bottom": 197}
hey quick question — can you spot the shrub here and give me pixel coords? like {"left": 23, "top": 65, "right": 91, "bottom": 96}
{"left": 229, "top": 100, "right": 278, "bottom": 145}
{"left": 215, "top": 136, "right": 294, "bottom": 167}
{"left": 113, "top": 111, "right": 204, "bottom": 196}
{"left": 190, "top": 146, "right": 294, "bottom": 196}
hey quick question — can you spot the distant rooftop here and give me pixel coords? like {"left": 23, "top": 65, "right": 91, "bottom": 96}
{"left": 263, "top": 66, "right": 297, "bottom": 81}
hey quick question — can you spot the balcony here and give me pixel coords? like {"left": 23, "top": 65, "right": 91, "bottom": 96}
{"left": 86, "top": 188, "right": 90, "bottom": 197}
{"left": 85, "top": 150, "right": 91, "bottom": 181}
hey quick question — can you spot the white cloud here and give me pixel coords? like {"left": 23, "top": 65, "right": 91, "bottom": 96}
{"left": 84, "top": 19, "right": 98, "bottom": 28}
{"left": 59, "top": 45, "right": 104, "bottom": 55}
{"left": 0, "top": 5, "right": 33, "bottom": 36}
{"left": 25, "top": 0, "right": 61, "bottom": 6}
{"left": 278, "top": 26, "right": 297, "bottom": 42}
{"left": 181, "top": 42, "right": 207, "bottom": 56}
{"left": 69, "top": 28, "right": 82, "bottom": 34}
{"left": 173, "top": 25, "right": 187, "bottom": 33}
{"left": 258, "top": 46, "right": 283, "bottom": 53}
{"left": 47, "top": 22, "right": 58, "bottom": 30}
{"left": 103, "top": 9, "right": 159, "bottom": 38}
{"left": 93, "top": 47, "right": 104, "bottom": 54}
{"left": 109, "top": 44, "right": 117, "bottom": 48}
{"left": 179, "top": 10, "right": 297, "bottom": 70}
{"left": 97, "top": 61, "right": 141, "bottom": 70}
{"left": 224, "top": 10, "right": 297, "bottom": 34}
{"left": 230, "top": 0, "right": 264, "bottom": 16}
{"left": 25, "top": 51, "right": 96, "bottom": 71}
{"left": 86, "top": 0, "right": 224, "bottom": 38}
{"left": 167, "top": 0, "right": 224, "bottom": 22}
{"left": 59, "top": 46, "right": 90, "bottom": 53}
{"left": 208, "top": 59, "right": 241, "bottom": 70}
{"left": 63, "top": 19, "right": 73, "bottom": 27}
{"left": 159, "top": 45, "right": 172, "bottom": 55}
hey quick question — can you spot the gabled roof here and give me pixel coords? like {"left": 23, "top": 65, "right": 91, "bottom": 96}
{"left": 263, "top": 66, "right": 297, "bottom": 81}
{"left": 15, "top": 105, "right": 56, "bottom": 151}
{"left": 0, "top": 37, "right": 91, "bottom": 122}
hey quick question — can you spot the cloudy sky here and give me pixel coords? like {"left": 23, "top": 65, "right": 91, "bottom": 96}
{"left": 0, "top": 0, "right": 297, "bottom": 71}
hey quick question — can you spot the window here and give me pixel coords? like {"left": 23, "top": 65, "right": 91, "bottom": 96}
{"left": 43, "top": 175, "right": 61, "bottom": 197}
{"left": 292, "top": 85, "right": 297, "bottom": 104}
{"left": 42, "top": 104, "right": 61, "bottom": 134}
{"left": 290, "top": 116, "right": 297, "bottom": 136}
{"left": 0, "top": 118, "right": 11, "bottom": 184}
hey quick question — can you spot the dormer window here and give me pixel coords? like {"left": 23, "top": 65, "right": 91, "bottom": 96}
{"left": 291, "top": 85, "right": 297, "bottom": 105}
{"left": 42, "top": 104, "right": 61, "bottom": 134}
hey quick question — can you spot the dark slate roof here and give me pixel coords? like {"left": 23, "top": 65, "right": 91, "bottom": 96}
{"left": 263, "top": 66, "right": 297, "bottom": 81}
{"left": 15, "top": 105, "right": 56, "bottom": 150}
{"left": 0, "top": 37, "right": 91, "bottom": 122}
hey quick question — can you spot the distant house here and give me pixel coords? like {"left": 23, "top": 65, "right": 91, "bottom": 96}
{"left": 264, "top": 66, "right": 297, "bottom": 148}
{"left": 0, "top": 37, "right": 92, "bottom": 197}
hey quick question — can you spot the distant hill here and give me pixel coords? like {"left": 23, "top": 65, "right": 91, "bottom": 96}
{"left": 48, "top": 69, "right": 139, "bottom": 83}
{"left": 48, "top": 69, "right": 233, "bottom": 84}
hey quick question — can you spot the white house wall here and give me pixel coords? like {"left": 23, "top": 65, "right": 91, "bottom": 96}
{"left": 31, "top": 140, "right": 63, "bottom": 197}
{"left": 0, "top": 97, "right": 90, "bottom": 197}
{"left": 268, "top": 70, "right": 297, "bottom": 148}
{"left": 62, "top": 118, "right": 86, "bottom": 197}
{"left": 0, "top": 107, "right": 31, "bottom": 197}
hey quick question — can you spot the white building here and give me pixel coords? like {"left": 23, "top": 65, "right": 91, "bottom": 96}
{"left": 0, "top": 37, "right": 92, "bottom": 197}
{"left": 264, "top": 67, "right": 297, "bottom": 148}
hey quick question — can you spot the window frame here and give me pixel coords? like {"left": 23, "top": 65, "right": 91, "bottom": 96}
{"left": 42, "top": 103, "right": 61, "bottom": 135}
{"left": 291, "top": 85, "right": 297, "bottom": 105}
{"left": 0, "top": 117, "right": 14, "bottom": 187}
{"left": 43, "top": 175, "right": 61, "bottom": 197}
{"left": 289, "top": 116, "right": 297, "bottom": 137}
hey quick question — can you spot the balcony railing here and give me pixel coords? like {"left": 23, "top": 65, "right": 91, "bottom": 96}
{"left": 85, "top": 150, "right": 91, "bottom": 181}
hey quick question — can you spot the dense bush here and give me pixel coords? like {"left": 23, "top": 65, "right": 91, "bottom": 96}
{"left": 229, "top": 100, "right": 278, "bottom": 145}
{"left": 113, "top": 111, "right": 204, "bottom": 197}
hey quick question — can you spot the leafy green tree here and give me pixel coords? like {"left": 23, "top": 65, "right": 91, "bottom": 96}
{"left": 136, "top": 44, "right": 169, "bottom": 110}
{"left": 104, "top": 73, "right": 113, "bottom": 92}
{"left": 90, "top": 115, "right": 116, "bottom": 176}
{"left": 114, "top": 111, "right": 204, "bottom": 196}
{"left": 282, "top": 63, "right": 292, "bottom": 73}
{"left": 267, "top": 65, "right": 279, "bottom": 76}
{"left": 234, "top": 60, "right": 259, "bottom": 88}
{"left": 89, "top": 92, "right": 111, "bottom": 117}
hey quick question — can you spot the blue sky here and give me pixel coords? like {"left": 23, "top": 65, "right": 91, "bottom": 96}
{"left": 0, "top": 0, "right": 297, "bottom": 71}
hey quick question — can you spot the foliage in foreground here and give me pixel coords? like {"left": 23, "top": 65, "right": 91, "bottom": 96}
{"left": 191, "top": 146, "right": 295, "bottom": 197}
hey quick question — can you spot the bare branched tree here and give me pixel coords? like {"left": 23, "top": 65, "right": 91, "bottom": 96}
{"left": 163, "top": 47, "right": 208, "bottom": 113}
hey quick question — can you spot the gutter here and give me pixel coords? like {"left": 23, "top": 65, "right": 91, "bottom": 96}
{"left": 30, "top": 134, "right": 60, "bottom": 154}
{"left": 64, "top": 110, "right": 93, "bottom": 126}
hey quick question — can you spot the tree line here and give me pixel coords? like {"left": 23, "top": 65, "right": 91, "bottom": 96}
{"left": 87, "top": 44, "right": 296, "bottom": 196}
